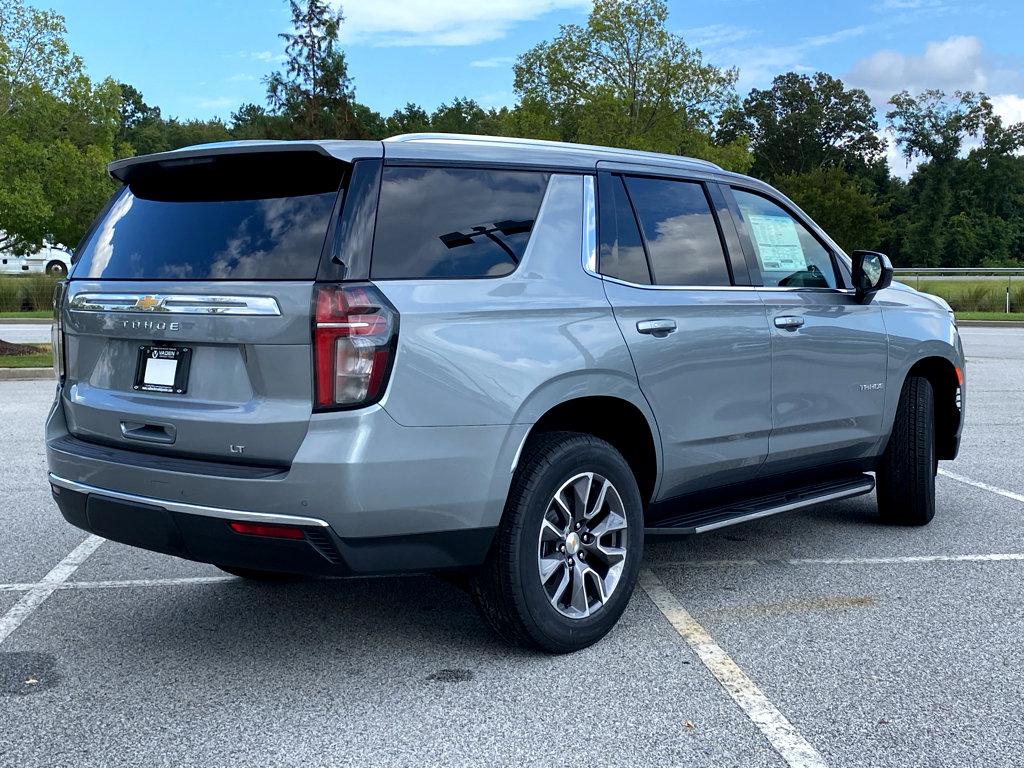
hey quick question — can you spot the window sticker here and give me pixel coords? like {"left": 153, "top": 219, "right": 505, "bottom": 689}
{"left": 746, "top": 214, "right": 806, "bottom": 271}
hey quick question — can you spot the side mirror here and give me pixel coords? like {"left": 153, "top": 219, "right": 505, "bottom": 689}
{"left": 851, "top": 250, "right": 893, "bottom": 302}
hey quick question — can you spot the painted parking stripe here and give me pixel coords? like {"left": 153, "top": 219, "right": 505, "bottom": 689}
{"left": 0, "top": 535, "right": 104, "bottom": 646}
{"left": 0, "top": 576, "right": 238, "bottom": 592}
{"left": 640, "top": 569, "right": 827, "bottom": 769}
{"left": 939, "top": 469, "right": 1024, "bottom": 504}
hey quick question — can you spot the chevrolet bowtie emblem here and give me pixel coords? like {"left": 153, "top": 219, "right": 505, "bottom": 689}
{"left": 134, "top": 295, "right": 162, "bottom": 311}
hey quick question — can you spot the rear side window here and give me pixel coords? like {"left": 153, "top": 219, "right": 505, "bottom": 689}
{"left": 371, "top": 167, "right": 549, "bottom": 280}
{"left": 72, "top": 152, "right": 345, "bottom": 281}
{"left": 732, "top": 188, "right": 838, "bottom": 289}
{"left": 599, "top": 175, "right": 650, "bottom": 285}
{"left": 623, "top": 177, "right": 731, "bottom": 286}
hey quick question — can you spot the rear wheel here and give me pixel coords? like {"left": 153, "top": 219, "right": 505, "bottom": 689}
{"left": 45, "top": 260, "right": 67, "bottom": 276}
{"left": 877, "top": 376, "right": 936, "bottom": 526}
{"left": 469, "top": 431, "right": 643, "bottom": 653}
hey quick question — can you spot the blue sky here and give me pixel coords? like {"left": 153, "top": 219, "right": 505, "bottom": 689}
{"left": 49, "top": 0, "right": 1024, "bottom": 135}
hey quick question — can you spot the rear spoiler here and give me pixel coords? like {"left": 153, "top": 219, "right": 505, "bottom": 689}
{"left": 108, "top": 139, "right": 384, "bottom": 184}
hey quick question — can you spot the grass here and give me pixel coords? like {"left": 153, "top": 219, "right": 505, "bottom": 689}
{"left": 0, "top": 342, "right": 51, "bottom": 368}
{"left": 954, "top": 311, "right": 1024, "bottom": 321}
{"left": 0, "top": 310, "right": 51, "bottom": 318}
{"left": 899, "top": 277, "right": 1024, "bottom": 313}
{"left": 0, "top": 352, "right": 52, "bottom": 368}
{"left": 0, "top": 274, "right": 61, "bottom": 314}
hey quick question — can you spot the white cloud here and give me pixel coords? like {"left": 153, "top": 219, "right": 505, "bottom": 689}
{"left": 471, "top": 56, "right": 516, "bottom": 69}
{"left": 992, "top": 93, "right": 1024, "bottom": 125}
{"left": 696, "top": 25, "right": 869, "bottom": 92}
{"left": 225, "top": 73, "right": 257, "bottom": 83}
{"left": 846, "top": 35, "right": 992, "bottom": 101}
{"left": 334, "top": 0, "right": 590, "bottom": 47}
{"left": 197, "top": 96, "right": 238, "bottom": 110}
{"left": 682, "top": 24, "right": 752, "bottom": 50}
{"left": 228, "top": 50, "right": 286, "bottom": 63}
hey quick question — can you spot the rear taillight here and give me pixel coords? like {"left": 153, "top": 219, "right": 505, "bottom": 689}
{"left": 313, "top": 283, "right": 398, "bottom": 410}
{"left": 51, "top": 280, "right": 67, "bottom": 382}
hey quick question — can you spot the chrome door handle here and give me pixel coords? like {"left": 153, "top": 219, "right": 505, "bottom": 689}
{"left": 636, "top": 319, "right": 677, "bottom": 336}
{"left": 773, "top": 315, "right": 805, "bottom": 330}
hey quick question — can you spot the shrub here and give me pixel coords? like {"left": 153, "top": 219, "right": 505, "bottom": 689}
{"left": 948, "top": 285, "right": 1000, "bottom": 312}
{"left": 0, "top": 275, "right": 61, "bottom": 313}
{"left": 1012, "top": 286, "right": 1024, "bottom": 313}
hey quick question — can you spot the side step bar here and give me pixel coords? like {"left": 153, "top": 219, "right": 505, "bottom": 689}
{"left": 646, "top": 474, "right": 875, "bottom": 535}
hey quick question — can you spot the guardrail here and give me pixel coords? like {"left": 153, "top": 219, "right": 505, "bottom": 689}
{"left": 894, "top": 268, "right": 1024, "bottom": 313}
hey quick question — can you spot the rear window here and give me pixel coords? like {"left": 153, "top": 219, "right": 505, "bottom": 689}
{"left": 72, "top": 152, "right": 345, "bottom": 281}
{"left": 370, "top": 167, "right": 550, "bottom": 280}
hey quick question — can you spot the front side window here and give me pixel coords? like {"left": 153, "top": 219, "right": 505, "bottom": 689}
{"left": 371, "top": 167, "right": 550, "bottom": 280}
{"left": 623, "top": 177, "right": 731, "bottom": 286}
{"left": 732, "top": 188, "right": 838, "bottom": 289}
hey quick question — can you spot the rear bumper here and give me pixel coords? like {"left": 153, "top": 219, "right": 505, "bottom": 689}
{"left": 46, "top": 393, "right": 528, "bottom": 574}
{"left": 49, "top": 473, "right": 495, "bottom": 576}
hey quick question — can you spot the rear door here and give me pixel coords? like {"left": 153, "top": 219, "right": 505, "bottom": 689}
{"left": 725, "top": 185, "right": 888, "bottom": 473}
{"left": 61, "top": 149, "right": 370, "bottom": 467}
{"left": 597, "top": 169, "right": 773, "bottom": 500}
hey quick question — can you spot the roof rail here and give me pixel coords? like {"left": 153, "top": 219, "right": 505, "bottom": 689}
{"left": 384, "top": 133, "right": 722, "bottom": 171}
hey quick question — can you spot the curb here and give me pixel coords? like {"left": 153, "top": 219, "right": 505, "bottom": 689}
{"left": 957, "top": 320, "right": 1024, "bottom": 328}
{"left": 0, "top": 318, "right": 51, "bottom": 325}
{"left": 0, "top": 368, "right": 54, "bottom": 381}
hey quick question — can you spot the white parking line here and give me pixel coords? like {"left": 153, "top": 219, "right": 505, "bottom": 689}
{"left": 0, "top": 575, "right": 238, "bottom": 592}
{"left": 69, "top": 576, "right": 237, "bottom": 589}
{"left": 639, "top": 569, "right": 827, "bottom": 769}
{"left": 0, "top": 535, "right": 104, "bottom": 646}
{"left": 939, "top": 469, "right": 1024, "bottom": 504}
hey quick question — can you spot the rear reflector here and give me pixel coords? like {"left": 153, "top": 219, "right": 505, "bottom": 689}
{"left": 228, "top": 521, "right": 305, "bottom": 540}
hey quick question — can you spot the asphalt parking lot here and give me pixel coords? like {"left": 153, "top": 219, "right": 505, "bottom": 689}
{"left": 1, "top": 326, "right": 1022, "bottom": 767}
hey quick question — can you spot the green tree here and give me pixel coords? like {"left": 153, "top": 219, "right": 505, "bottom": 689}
{"left": 887, "top": 90, "right": 997, "bottom": 266}
{"left": 383, "top": 102, "right": 431, "bottom": 135}
{"left": 430, "top": 98, "right": 488, "bottom": 134}
{"left": 0, "top": 0, "right": 120, "bottom": 252}
{"left": 511, "top": 0, "right": 749, "bottom": 170}
{"left": 775, "top": 167, "right": 885, "bottom": 254}
{"left": 265, "top": 0, "right": 359, "bottom": 138}
{"left": 723, "top": 72, "right": 885, "bottom": 181}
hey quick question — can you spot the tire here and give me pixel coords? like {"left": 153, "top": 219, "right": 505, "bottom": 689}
{"left": 45, "top": 261, "right": 67, "bottom": 276}
{"left": 876, "top": 376, "right": 936, "bottom": 526}
{"left": 469, "top": 431, "right": 644, "bottom": 653}
{"left": 215, "top": 565, "right": 298, "bottom": 581}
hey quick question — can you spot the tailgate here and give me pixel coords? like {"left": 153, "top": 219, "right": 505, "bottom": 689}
{"left": 58, "top": 148, "right": 355, "bottom": 466}
{"left": 62, "top": 281, "right": 315, "bottom": 465}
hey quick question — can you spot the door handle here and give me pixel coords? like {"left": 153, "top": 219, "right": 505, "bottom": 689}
{"left": 636, "top": 319, "right": 677, "bottom": 336}
{"left": 773, "top": 315, "right": 805, "bottom": 331}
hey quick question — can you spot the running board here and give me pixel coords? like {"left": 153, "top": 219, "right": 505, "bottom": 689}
{"left": 646, "top": 474, "right": 875, "bottom": 535}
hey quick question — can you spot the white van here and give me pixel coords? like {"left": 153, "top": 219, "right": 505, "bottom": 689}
{"left": 0, "top": 242, "right": 72, "bottom": 276}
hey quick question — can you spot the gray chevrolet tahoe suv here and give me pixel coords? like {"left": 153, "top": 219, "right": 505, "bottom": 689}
{"left": 46, "top": 133, "right": 965, "bottom": 652}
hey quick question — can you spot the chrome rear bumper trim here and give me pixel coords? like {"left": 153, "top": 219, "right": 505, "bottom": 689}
{"left": 48, "top": 473, "right": 330, "bottom": 528}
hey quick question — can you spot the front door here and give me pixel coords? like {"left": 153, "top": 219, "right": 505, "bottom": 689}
{"left": 727, "top": 186, "right": 888, "bottom": 474}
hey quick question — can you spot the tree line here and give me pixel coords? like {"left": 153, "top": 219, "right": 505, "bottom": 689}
{"left": 2, "top": 0, "right": 1022, "bottom": 267}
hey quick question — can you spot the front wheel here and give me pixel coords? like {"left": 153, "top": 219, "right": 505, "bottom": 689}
{"left": 45, "top": 260, "right": 67, "bottom": 276}
{"left": 469, "top": 432, "right": 644, "bottom": 653}
{"left": 877, "top": 376, "right": 936, "bottom": 526}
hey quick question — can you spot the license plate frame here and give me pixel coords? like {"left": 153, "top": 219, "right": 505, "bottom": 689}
{"left": 133, "top": 345, "right": 192, "bottom": 394}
